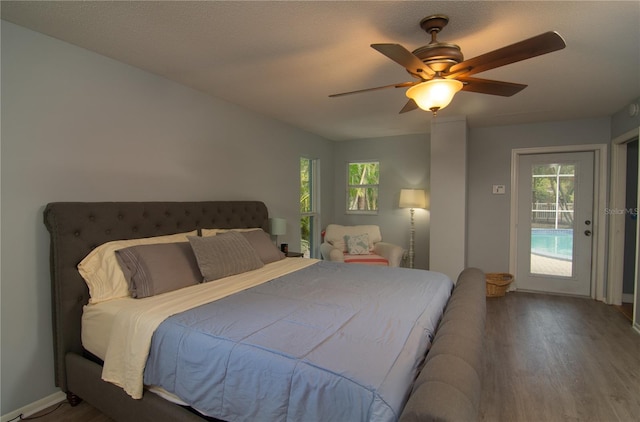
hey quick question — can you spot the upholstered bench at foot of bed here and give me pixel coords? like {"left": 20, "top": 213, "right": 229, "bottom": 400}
{"left": 399, "top": 267, "right": 486, "bottom": 422}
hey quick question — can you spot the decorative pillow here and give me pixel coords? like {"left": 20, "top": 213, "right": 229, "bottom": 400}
{"left": 188, "top": 231, "right": 264, "bottom": 282}
{"left": 239, "top": 229, "right": 285, "bottom": 264}
{"left": 78, "top": 231, "right": 197, "bottom": 304}
{"left": 346, "top": 233, "right": 371, "bottom": 255}
{"left": 115, "top": 242, "right": 201, "bottom": 298}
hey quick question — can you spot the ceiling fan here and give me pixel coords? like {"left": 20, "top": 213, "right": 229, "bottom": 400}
{"left": 329, "top": 15, "right": 566, "bottom": 115}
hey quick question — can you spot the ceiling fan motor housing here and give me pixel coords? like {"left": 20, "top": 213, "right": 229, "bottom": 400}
{"left": 412, "top": 43, "right": 464, "bottom": 74}
{"left": 412, "top": 15, "right": 464, "bottom": 76}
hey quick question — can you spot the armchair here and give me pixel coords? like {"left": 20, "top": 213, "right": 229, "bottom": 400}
{"left": 320, "top": 224, "right": 405, "bottom": 267}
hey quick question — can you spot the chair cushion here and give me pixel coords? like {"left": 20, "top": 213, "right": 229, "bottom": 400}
{"left": 343, "top": 253, "right": 389, "bottom": 266}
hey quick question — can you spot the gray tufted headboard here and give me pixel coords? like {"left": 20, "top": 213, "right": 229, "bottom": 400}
{"left": 43, "top": 201, "right": 269, "bottom": 392}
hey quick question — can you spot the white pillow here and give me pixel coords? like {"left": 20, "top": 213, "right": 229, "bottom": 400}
{"left": 200, "top": 227, "right": 262, "bottom": 237}
{"left": 347, "top": 233, "right": 371, "bottom": 255}
{"left": 78, "top": 231, "right": 197, "bottom": 304}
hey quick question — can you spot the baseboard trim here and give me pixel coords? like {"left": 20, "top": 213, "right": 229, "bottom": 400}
{"left": 1, "top": 390, "right": 66, "bottom": 422}
{"left": 622, "top": 293, "right": 634, "bottom": 303}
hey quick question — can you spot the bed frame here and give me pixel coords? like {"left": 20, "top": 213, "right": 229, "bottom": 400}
{"left": 44, "top": 200, "right": 486, "bottom": 422}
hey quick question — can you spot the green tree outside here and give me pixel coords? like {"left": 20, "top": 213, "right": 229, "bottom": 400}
{"left": 347, "top": 162, "right": 379, "bottom": 212}
{"left": 531, "top": 164, "right": 575, "bottom": 228}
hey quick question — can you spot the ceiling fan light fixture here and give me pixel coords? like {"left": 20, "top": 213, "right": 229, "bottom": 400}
{"left": 406, "top": 78, "right": 463, "bottom": 114}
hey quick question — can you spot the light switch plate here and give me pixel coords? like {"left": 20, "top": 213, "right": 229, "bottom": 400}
{"left": 492, "top": 184, "right": 506, "bottom": 194}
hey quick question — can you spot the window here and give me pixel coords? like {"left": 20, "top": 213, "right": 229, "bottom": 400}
{"left": 300, "top": 157, "right": 320, "bottom": 258}
{"left": 347, "top": 161, "right": 379, "bottom": 214}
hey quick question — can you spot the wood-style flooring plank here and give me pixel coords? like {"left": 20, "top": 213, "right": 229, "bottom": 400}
{"left": 480, "top": 292, "right": 640, "bottom": 422}
{"left": 21, "top": 400, "right": 112, "bottom": 421}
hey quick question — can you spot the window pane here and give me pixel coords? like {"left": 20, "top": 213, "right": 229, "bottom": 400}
{"left": 300, "top": 215, "right": 313, "bottom": 257}
{"left": 348, "top": 162, "right": 379, "bottom": 185}
{"left": 300, "top": 157, "right": 319, "bottom": 258}
{"left": 300, "top": 158, "right": 311, "bottom": 213}
{"left": 348, "top": 187, "right": 378, "bottom": 211}
{"left": 530, "top": 163, "right": 575, "bottom": 277}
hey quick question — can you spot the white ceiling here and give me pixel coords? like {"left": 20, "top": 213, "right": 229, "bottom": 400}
{"left": 2, "top": 1, "right": 639, "bottom": 141}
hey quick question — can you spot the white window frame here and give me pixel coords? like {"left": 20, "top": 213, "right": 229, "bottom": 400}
{"left": 346, "top": 160, "right": 379, "bottom": 215}
{"left": 301, "top": 157, "right": 320, "bottom": 258}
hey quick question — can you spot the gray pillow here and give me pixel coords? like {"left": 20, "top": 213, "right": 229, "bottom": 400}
{"left": 188, "top": 231, "right": 264, "bottom": 282}
{"left": 115, "top": 242, "right": 201, "bottom": 298}
{"left": 240, "top": 230, "right": 286, "bottom": 264}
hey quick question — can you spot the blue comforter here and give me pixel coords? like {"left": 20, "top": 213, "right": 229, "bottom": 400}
{"left": 144, "top": 261, "right": 453, "bottom": 422}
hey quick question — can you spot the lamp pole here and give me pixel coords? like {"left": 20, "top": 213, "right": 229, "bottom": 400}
{"left": 408, "top": 207, "right": 416, "bottom": 268}
{"left": 399, "top": 188, "right": 426, "bottom": 269}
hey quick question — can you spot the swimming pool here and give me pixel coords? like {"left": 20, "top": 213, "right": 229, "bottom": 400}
{"left": 531, "top": 229, "right": 573, "bottom": 260}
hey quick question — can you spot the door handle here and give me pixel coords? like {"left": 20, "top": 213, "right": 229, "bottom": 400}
{"left": 584, "top": 230, "right": 592, "bottom": 236}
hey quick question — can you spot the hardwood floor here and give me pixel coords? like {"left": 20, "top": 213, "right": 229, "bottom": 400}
{"left": 23, "top": 292, "right": 640, "bottom": 422}
{"left": 616, "top": 302, "right": 634, "bottom": 321}
{"left": 20, "top": 400, "right": 112, "bottom": 421}
{"left": 480, "top": 292, "right": 640, "bottom": 422}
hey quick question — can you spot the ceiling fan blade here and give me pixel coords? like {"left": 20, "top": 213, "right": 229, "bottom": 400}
{"left": 447, "top": 31, "right": 566, "bottom": 77}
{"left": 399, "top": 99, "right": 419, "bottom": 114}
{"left": 458, "top": 77, "right": 527, "bottom": 96}
{"left": 329, "top": 81, "right": 417, "bottom": 97}
{"left": 371, "top": 43, "right": 435, "bottom": 78}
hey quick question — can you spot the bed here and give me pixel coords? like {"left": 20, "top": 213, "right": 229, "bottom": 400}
{"left": 43, "top": 201, "right": 486, "bottom": 422}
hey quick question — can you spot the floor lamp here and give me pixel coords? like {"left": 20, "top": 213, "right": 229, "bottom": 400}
{"left": 399, "top": 189, "right": 426, "bottom": 268}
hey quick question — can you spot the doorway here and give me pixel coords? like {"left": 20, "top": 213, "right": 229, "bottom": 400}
{"left": 515, "top": 152, "right": 595, "bottom": 296}
{"left": 510, "top": 144, "right": 607, "bottom": 299}
{"left": 622, "top": 139, "right": 638, "bottom": 314}
{"left": 608, "top": 130, "right": 639, "bottom": 325}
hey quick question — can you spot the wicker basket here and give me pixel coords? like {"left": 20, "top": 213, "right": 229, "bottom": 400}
{"left": 485, "top": 273, "right": 514, "bottom": 297}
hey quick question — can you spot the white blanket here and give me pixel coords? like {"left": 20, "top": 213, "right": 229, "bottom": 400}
{"left": 86, "top": 258, "right": 318, "bottom": 399}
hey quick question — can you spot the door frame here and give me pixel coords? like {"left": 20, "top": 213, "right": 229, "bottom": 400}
{"left": 509, "top": 144, "right": 608, "bottom": 300}
{"left": 608, "top": 128, "right": 640, "bottom": 306}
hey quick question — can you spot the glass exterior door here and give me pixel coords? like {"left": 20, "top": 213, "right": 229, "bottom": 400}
{"left": 529, "top": 163, "right": 576, "bottom": 277}
{"left": 516, "top": 152, "right": 594, "bottom": 296}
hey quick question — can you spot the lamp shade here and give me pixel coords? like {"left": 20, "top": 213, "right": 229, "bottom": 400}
{"left": 399, "top": 189, "right": 427, "bottom": 209}
{"left": 269, "top": 218, "right": 287, "bottom": 236}
{"left": 406, "top": 79, "right": 463, "bottom": 113}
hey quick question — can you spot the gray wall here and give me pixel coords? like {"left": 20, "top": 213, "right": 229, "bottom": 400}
{"left": 467, "top": 118, "right": 611, "bottom": 274}
{"left": 1, "top": 21, "right": 334, "bottom": 414}
{"left": 331, "top": 134, "right": 431, "bottom": 270}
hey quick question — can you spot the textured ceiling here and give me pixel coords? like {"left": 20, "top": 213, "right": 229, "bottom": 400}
{"left": 2, "top": 1, "right": 639, "bottom": 141}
